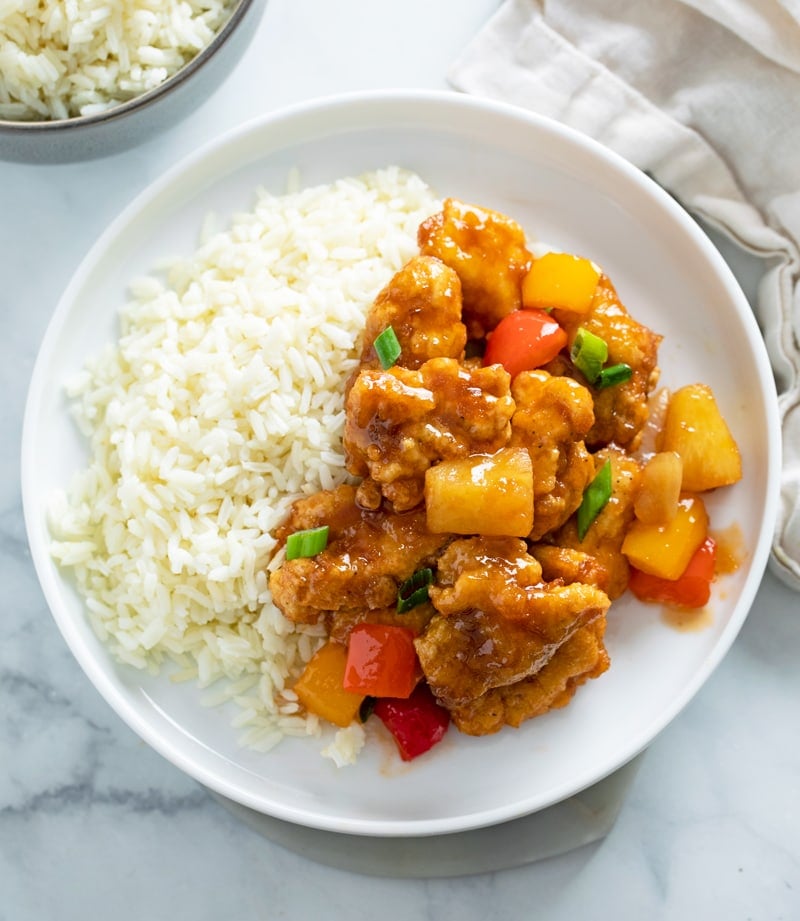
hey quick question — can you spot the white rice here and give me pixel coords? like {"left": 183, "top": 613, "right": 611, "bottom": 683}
{"left": 48, "top": 166, "right": 442, "bottom": 759}
{"left": 0, "top": 0, "right": 234, "bottom": 121}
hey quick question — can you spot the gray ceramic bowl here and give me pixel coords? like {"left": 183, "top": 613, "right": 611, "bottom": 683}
{"left": 0, "top": 0, "right": 265, "bottom": 164}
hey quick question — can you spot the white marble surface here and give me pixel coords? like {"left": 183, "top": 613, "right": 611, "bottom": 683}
{"left": 2, "top": 0, "right": 799, "bottom": 917}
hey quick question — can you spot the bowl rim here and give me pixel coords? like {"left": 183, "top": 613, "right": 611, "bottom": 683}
{"left": 21, "top": 88, "right": 783, "bottom": 836}
{"left": 0, "top": 0, "right": 255, "bottom": 133}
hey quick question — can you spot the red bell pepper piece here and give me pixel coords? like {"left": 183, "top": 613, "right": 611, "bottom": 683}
{"left": 628, "top": 536, "right": 717, "bottom": 609}
{"left": 343, "top": 624, "right": 418, "bottom": 698}
{"left": 483, "top": 308, "right": 567, "bottom": 379}
{"left": 373, "top": 683, "right": 450, "bottom": 761}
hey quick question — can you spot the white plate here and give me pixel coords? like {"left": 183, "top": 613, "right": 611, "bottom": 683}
{"left": 22, "top": 90, "right": 781, "bottom": 837}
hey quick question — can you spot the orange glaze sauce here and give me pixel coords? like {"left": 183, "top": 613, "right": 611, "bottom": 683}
{"left": 711, "top": 522, "right": 747, "bottom": 577}
{"left": 661, "top": 604, "right": 714, "bottom": 633}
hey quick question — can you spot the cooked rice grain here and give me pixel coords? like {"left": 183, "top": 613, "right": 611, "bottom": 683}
{"left": 49, "top": 167, "right": 442, "bottom": 754}
{"left": 0, "top": 0, "right": 234, "bottom": 120}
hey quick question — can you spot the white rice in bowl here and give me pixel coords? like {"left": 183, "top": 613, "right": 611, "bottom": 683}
{"left": 0, "top": 0, "right": 235, "bottom": 121}
{"left": 48, "top": 166, "right": 443, "bottom": 763}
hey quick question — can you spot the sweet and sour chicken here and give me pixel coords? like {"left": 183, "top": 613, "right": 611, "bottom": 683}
{"left": 268, "top": 197, "right": 738, "bottom": 756}
{"left": 418, "top": 197, "right": 533, "bottom": 339}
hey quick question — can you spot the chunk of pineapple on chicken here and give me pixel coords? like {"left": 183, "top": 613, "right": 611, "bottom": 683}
{"left": 344, "top": 357, "right": 514, "bottom": 512}
{"left": 424, "top": 447, "right": 534, "bottom": 537}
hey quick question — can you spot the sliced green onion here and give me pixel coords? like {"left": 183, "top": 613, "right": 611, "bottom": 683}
{"left": 397, "top": 567, "right": 433, "bottom": 613}
{"left": 359, "top": 696, "right": 376, "bottom": 723}
{"left": 285, "top": 525, "right": 330, "bottom": 561}
{"left": 373, "top": 326, "right": 402, "bottom": 370}
{"left": 570, "top": 327, "right": 608, "bottom": 383}
{"left": 596, "top": 362, "right": 633, "bottom": 389}
{"left": 577, "top": 459, "right": 613, "bottom": 540}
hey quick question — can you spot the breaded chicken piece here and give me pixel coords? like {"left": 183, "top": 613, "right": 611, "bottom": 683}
{"left": 549, "top": 275, "right": 662, "bottom": 449}
{"left": 429, "top": 536, "right": 545, "bottom": 616}
{"left": 551, "top": 445, "right": 642, "bottom": 599}
{"left": 529, "top": 544, "right": 609, "bottom": 593}
{"left": 418, "top": 198, "right": 533, "bottom": 339}
{"left": 328, "top": 602, "right": 436, "bottom": 645}
{"left": 355, "top": 255, "right": 467, "bottom": 374}
{"left": 416, "top": 537, "right": 610, "bottom": 710}
{"left": 269, "top": 484, "right": 449, "bottom": 624}
{"left": 343, "top": 357, "right": 514, "bottom": 511}
{"left": 447, "top": 617, "right": 610, "bottom": 735}
{"left": 510, "top": 369, "right": 596, "bottom": 540}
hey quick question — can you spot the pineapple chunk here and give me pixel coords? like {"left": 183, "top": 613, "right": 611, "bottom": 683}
{"left": 424, "top": 447, "right": 533, "bottom": 537}
{"left": 634, "top": 451, "right": 683, "bottom": 525}
{"left": 521, "top": 251, "right": 600, "bottom": 314}
{"left": 659, "top": 384, "right": 742, "bottom": 491}
{"left": 622, "top": 493, "right": 708, "bottom": 580}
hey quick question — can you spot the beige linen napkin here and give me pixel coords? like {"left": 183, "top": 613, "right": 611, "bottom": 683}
{"left": 450, "top": 0, "right": 800, "bottom": 590}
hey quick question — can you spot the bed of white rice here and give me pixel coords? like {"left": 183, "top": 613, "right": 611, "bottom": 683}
{"left": 0, "top": 0, "right": 233, "bottom": 121}
{"left": 48, "top": 166, "right": 442, "bottom": 763}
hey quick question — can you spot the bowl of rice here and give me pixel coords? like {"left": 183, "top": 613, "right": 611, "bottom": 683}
{"left": 0, "top": 0, "right": 265, "bottom": 163}
{"left": 22, "top": 91, "right": 780, "bottom": 836}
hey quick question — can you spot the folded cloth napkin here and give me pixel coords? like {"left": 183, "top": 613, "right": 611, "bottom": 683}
{"left": 449, "top": 0, "right": 800, "bottom": 591}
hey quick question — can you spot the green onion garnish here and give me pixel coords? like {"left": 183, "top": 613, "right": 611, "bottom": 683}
{"left": 576, "top": 459, "right": 613, "bottom": 540}
{"left": 359, "top": 696, "right": 376, "bottom": 723}
{"left": 397, "top": 567, "right": 433, "bottom": 613}
{"left": 596, "top": 363, "right": 633, "bottom": 389}
{"left": 570, "top": 327, "right": 608, "bottom": 383}
{"left": 285, "top": 525, "right": 330, "bottom": 561}
{"left": 373, "top": 326, "right": 402, "bottom": 370}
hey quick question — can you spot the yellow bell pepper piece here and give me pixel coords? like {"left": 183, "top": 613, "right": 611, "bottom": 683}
{"left": 294, "top": 641, "right": 364, "bottom": 728}
{"left": 521, "top": 252, "right": 600, "bottom": 314}
{"left": 621, "top": 493, "right": 708, "bottom": 580}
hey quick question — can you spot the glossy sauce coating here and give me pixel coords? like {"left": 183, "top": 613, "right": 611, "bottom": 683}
{"left": 270, "top": 198, "right": 669, "bottom": 738}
